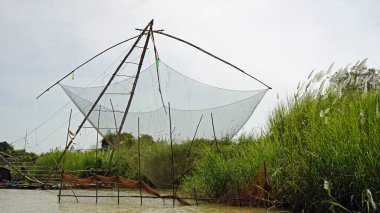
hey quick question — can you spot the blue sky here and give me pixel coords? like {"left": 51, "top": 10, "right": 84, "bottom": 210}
{"left": 1, "top": 0, "right": 380, "bottom": 153}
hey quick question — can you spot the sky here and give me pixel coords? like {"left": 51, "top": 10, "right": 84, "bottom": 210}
{"left": 1, "top": 0, "right": 380, "bottom": 153}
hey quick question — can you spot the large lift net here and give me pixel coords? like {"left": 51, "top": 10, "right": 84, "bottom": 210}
{"left": 60, "top": 61, "right": 268, "bottom": 142}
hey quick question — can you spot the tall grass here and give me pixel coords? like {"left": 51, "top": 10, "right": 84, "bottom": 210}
{"left": 35, "top": 61, "right": 380, "bottom": 211}
{"left": 181, "top": 62, "right": 380, "bottom": 211}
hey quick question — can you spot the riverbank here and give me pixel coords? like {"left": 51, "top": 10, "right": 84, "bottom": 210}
{"left": 2, "top": 61, "right": 379, "bottom": 212}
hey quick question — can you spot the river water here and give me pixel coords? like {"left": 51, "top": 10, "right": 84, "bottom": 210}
{"left": 0, "top": 189, "right": 284, "bottom": 212}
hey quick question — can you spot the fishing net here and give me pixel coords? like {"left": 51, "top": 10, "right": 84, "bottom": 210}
{"left": 61, "top": 173, "right": 190, "bottom": 205}
{"left": 60, "top": 61, "right": 268, "bottom": 142}
{"left": 60, "top": 60, "right": 267, "bottom": 188}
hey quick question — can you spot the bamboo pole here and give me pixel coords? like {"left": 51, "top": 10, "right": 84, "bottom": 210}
{"left": 109, "top": 100, "right": 120, "bottom": 204}
{"left": 237, "top": 180, "right": 242, "bottom": 207}
{"left": 187, "top": 114, "right": 203, "bottom": 158}
{"left": 36, "top": 35, "right": 140, "bottom": 99}
{"left": 24, "top": 130, "right": 27, "bottom": 150}
{"left": 56, "top": 20, "right": 153, "bottom": 165}
{"left": 210, "top": 113, "right": 219, "bottom": 152}
{"left": 150, "top": 31, "right": 272, "bottom": 90}
{"left": 116, "top": 21, "right": 153, "bottom": 137}
{"left": 59, "top": 109, "right": 72, "bottom": 203}
{"left": 194, "top": 188, "right": 198, "bottom": 206}
{"left": 95, "top": 106, "right": 101, "bottom": 204}
{"left": 138, "top": 117, "right": 142, "bottom": 205}
{"left": 168, "top": 102, "right": 175, "bottom": 206}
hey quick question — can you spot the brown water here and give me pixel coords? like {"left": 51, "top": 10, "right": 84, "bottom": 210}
{"left": 0, "top": 189, "right": 284, "bottom": 212}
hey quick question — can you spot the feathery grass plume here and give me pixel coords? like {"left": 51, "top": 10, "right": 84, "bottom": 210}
{"left": 308, "top": 69, "right": 315, "bottom": 80}
{"left": 319, "top": 79, "right": 327, "bottom": 94}
{"left": 366, "top": 189, "right": 377, "bottom": 211}
{"left": 312, "top": 70, "right": 325, "bottom": 83}
{"left": 357, "top": 58, "right": 368, "bottom": 71}
{"left": 305, "top": 80, "right": 312, "bottom": 93}
{"left": 326, "top": 63, "right": 335, "bottom": 75}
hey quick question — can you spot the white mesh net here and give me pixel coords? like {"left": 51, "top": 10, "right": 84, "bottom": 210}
{"left": 60, "top": 61, "right": 267, "bottom": 142}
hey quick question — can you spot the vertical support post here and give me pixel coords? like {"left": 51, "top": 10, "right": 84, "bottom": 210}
{"left": 58, "top": 171, "right": 63, "bottom": 203}
{"left": 117, "top": 132, "right": 120, "bottom": 204}
{"left": 24, "top": 130, "right": 27, "bottom": 150}
{"left": 187, "top": 114, "right": 203, "bottom": 158}
{"left": 168, "top": 102, "right": 175, "bottom": 206}
{"left": 210, "top": 113, "right": 219, "bottom": 152}
{"left": 95, "top": 106, "right": 101, "bottom": 204}
{"left": 65, "top": 109, "right": 73, "bottom": 148}
{"left": 59, "top": 109, "right": 72, "bottom": 203}
{"left": 138, "top": 117, "right": 142, "bottom": 205}
{"left": 193, "top": 188, "right": 198, "bottom": 206}
{"left": 109, "top": 100, "right": 120, "bottom": 205}
{"left": 237, "top": 180, "right": 242, "bottom": 207}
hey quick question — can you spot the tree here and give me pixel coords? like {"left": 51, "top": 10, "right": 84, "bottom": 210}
{"left": 101, "top": 132, "right": 136, "bottom": 149}
{"left": 0, "top": 141, "right": 13, "bottom": 152}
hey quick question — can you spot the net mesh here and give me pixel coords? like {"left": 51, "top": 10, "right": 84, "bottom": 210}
{"left": 60, "top": 61, "right": 267, "bottom": 141}
{"left": 60, "top": 60, "right": 267, "bottom": 188}
{"left": 61, "top": 173, "right": 190, "bottom": 205}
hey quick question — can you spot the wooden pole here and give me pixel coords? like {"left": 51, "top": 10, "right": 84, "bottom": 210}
{"left": 151, "top": 31, "right": 272, "bottom": 90}
{"left": 168, "top": 102, "right": 175, "bottom": 206}
{"left": 117, "top": 21, "right": 153, "bottom": 137}
{"left": 237, "top": 180, "right": 242, "bottom": 207}
{"left": 36, "top": 35, "right": 140, "bottom": 99}
{"left": 109, "top": 100, "right": 120, "bottom": 204}
{"left": 194, "top": 188, "right": 198, "bottom": 206}
{"left": 138, "top": 117, "right": 142, "bottom": 205}
{"left": 65, "top": 109, "right": 73, "bottom": 148}
{"left": 210, "top": 113, "right": 219, "bottom": 152}
{"left": 95, "top": 106, "right": 101, "bottom": 204}
{"left": 59, "top": 109, "right": 72, "bottom": 203}
{"left": 187, "top": 114, "right": 203, "bottom": 158}
{"left": 57, "top": 20, "right": 153, "bottom": 165}
{"left": 24, "top": 130, "right": 27, "bottom": 150}
{"left": 58, "top": 171, "right": 63, "bottom": 203}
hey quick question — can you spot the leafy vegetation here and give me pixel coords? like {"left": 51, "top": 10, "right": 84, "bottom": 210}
{"left": 181, "top": 60, "right": 380, "bottom": 212}
{"left": 3, "top": 60, "right": 379, "bottom": 211}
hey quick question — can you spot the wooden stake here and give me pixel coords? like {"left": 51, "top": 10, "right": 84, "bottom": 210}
{"left": 95, "top": 106, "right": 101, "bottom": 204}
{"left": 138, "top": 117, "right": 142, "bottom": 205}
{"left": 210, "top": 113, "right": 219, "bottom": 152}
{"left": 59, "top": 109, "right": 72, "bottom": 203}
{"left": 168, "top": 102, "right": 175, "bottom": 206}
{"left": 187, "top": 114, "right": 203, "bottom": 158}
{"left": 24, "top": 130, "right": 27, "bottom": 150}
{"left": 58, "top": 171, "right": 63, "bottom": 203}
{"left": 237, "top": 180, "right": 242, "bottom": 207}
{"left": 109, "top": 100, "right": 120, "bottom": 204}
{"left": 194, "top": 188, "right": 198, "bottom": 206}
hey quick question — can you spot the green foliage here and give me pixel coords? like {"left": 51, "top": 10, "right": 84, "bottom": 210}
{"left": 181, "top": 63, "right": 380, "bottom": 211}
{"left": 0, "top": 141, "right": 13, "bottom": 152}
